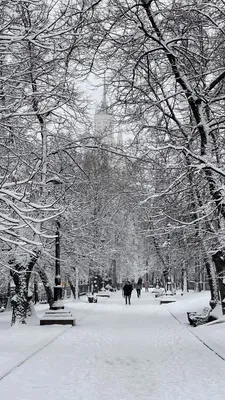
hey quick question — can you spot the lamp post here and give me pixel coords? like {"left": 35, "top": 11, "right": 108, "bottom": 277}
{"left": 40, "top": 179, "right": 75, "bottom": 325}
{"left": 51, "top": 220, "right": 64, "bottom": 310}
{"left": 93, "top": 274, "right": 98, "bottom": 294}
{"left": 40, "top": 218, "right": 75, "bottom": 325}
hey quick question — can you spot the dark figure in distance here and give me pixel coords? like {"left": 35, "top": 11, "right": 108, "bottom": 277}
{"left": 136, "top": 277, "right": 142, "bottom": 298}
{"left": 123, "top": 280, "right": 133, "bottom": 305}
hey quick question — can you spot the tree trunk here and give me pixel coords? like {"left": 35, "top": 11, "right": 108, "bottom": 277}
{"left": 200, "top": 242, "right": 219, "bottom": 302}
{"left": 10, "top": 250, "right": 40, "bottom": 325}
{"left": 13, "top": 275, "right": 27, "bottom": 324}
{"left": 181, "top": 266, "right": 188, "bottom": 293}
{"left": 212, "top": 251, "right": 225, "bottom": 314}
{"left": 111, "top": 259, "right": 117, "bottom": 288}
{"left": 67, "top": 277, "right": 76, "bottom": 298}
{"left": 25, "top": 250, "right": 41, "bottom": 288}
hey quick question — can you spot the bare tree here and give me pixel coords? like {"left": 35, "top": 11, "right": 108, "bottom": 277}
{"left": 86, "top": 0, "right": 225, "bottom": 307}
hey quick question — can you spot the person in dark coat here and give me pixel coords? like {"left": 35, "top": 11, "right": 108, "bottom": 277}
{"left": 136, "top": 277, "right": 142, "bottom": 298}
{"left": 123, "top": 280, "right": 133, "bottom": 305}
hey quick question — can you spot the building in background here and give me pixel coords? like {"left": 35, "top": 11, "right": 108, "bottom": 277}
{"left": 94, "top": 79, "right": 122, "bottom": 147}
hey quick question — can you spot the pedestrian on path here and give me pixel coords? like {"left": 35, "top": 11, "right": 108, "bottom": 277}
{"left": 122, "top": 280, "right": 133, "bottom": 305}
{"left": 136, "top": 277, "right": 142, "bottom": 298}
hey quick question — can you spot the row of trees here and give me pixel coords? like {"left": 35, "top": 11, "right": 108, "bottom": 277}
{"left": 1, "top": 0, "right": 225, "bottom": 323}
{"left": 88, "top": 0, "right": 225, "bottom": 306}
{"left": 0, "top": 0, "right": 91, "bottom": 322}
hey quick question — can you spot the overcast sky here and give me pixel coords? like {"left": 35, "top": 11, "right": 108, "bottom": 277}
{"left": 81, "top": 73, "right": 104, "bottom": 116}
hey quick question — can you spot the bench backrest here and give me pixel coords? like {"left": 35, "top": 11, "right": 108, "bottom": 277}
{"left": 202, "top": 307, "right": 210, "bottom": 315}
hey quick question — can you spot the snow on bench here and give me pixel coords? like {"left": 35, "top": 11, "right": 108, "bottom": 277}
{"left": 187, "top": 307, "right": 211, "bottom": 327}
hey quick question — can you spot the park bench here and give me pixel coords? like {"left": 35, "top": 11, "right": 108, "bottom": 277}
{"left": 160, "top": 296, "right": 176, "bottom": 304}
{"left": 152, "top": 288, "right": 165, "bottom": 298}
{"left": 187, "top": 307, "right": 211, "bottom": 327}
{"left": 96, "top": 292, "right": 110, "bottom": 298}
{"left": 96, "top": 289, "right": 110, "bottom": 298}
{"left": 79, "top": 291, "right": 87, "bottom": 297}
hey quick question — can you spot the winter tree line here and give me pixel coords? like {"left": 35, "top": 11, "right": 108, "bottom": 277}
{"left": 1, "top": 0, "right": 225, "bottom": 323}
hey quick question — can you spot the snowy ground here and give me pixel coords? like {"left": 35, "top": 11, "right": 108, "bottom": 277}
{"left": 0, "top": 290, "right": 225, "bottom": 400}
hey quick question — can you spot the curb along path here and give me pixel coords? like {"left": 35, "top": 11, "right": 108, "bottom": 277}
{"left": 164, "top": 307, "right": 225, "bottom": 362}
{"left": 0, "top": 300, "right": 99, "bottom": 382}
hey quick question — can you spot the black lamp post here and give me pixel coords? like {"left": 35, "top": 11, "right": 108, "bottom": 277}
{"left": 40, "top": 184, "right": 75, "bottom": 325}
{"left": 51, "top": 220, "right": 64, "bottom": 310}
{"left": 34, "top": 277, "right": 39, "bottom": 304}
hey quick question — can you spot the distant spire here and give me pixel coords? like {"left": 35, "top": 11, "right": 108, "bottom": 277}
{"left": 95, "top": 75, "right": 109, "bottom": 114}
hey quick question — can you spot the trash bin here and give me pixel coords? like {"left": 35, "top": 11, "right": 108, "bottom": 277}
{"left": 88, "top": 296, "right": 94, "bottom": 303}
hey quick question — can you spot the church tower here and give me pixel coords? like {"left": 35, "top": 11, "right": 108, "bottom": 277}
{"left": 94, "top": 79, "right": 114, "bottom": 145}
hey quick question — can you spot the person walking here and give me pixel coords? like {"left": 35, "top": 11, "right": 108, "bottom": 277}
{"left": 136, "top": 277, "right": 142, "bottom": 298}
{"left": 123, "top": 280, "right": 133, "bottom": 305}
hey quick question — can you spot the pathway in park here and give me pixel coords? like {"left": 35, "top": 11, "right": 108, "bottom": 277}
{"left": 0, "top": 291, "right": 225, "bottom": 400}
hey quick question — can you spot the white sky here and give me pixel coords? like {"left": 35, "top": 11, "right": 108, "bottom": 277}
{"left": 81, "top": 74, "right": 104, "bottom": 117}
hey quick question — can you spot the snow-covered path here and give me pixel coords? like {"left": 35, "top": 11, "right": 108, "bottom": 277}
{"left": 1, "top": 291, "right": 225, "bottom": 400}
